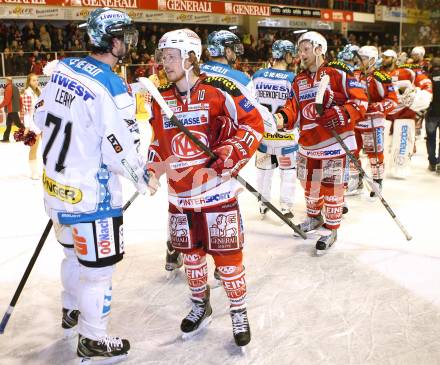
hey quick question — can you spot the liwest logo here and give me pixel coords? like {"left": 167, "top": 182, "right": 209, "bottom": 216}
{"left": 51, "top": 73, "right": 95, "bottom": 101}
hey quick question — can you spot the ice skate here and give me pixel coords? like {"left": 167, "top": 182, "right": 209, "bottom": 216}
{"left": 342, "top": 201, "right": 348, "bottom": 215}
{"left": 436, "top": 164, "right": 440, "bottom": 175}
{"left": 259, "top": 201, "right": 269, "bottom": 219}
{"left": 62, "top": 308, "right": 80, "bottom": 339}
{"left": 294, "top": 214, "right": 324, "bottom": 236}
{"left": 165, "top": 240, "right": 182, "bottom": 279}
{"left": 181, "top": 286, "right": 212, "bottom": 339}
{"left": 280, "top": 204, "right": 294, "bottom": 219}
{"left": 230, "top": 306, "right": 251, "bottom": 350}
{"left": 315, "top": 229, "right": 337, "bottom": 256}
{"left": 369, "top": 179, "right": 382, "bottom": 199}
{"left": 77, "top": 334, "right": 129, "bottom": 365}
{"left": 346, "top": 176, "right": 364, "bottom": 196}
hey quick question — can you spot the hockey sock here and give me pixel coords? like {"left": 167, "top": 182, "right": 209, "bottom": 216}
{"left": 61, "top": 247, "right": 80, "bottom": 310}
{"left": 213, "top": 252, "right": 246, "bottom": 308}
{"left": 183, "top": 249, "right": 208, "bottom": 300}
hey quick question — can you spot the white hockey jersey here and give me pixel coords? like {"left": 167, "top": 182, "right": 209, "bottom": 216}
{"left": 34, "top": 56, "right": 148, "bottom": 225}
{"left": 252, "top": 67, "right": 299, "bottom": 155}
{"left": 200, "top": 60, "right": 277, "bottom": 134}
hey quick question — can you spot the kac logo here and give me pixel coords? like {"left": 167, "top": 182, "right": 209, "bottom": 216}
{"left": 171, "top": 131, "right": 208, "bottom": 159}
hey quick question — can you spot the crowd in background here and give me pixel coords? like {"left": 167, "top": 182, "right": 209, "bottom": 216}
{"left": 0, "top": 20, "right": 438, "bottom": 80}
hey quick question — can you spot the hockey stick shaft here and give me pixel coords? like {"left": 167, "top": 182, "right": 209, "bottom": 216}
{"left": 330, "top": 130, "right": 412, "bottom": 240}
{"left": 316, "top": 74, "right": 412, "bottom": 241}
{"left": 0, "top": 191, "right": 140, "bottom": 334}
{"left": 139, "top": 77, "right": 307, "bottom": 239}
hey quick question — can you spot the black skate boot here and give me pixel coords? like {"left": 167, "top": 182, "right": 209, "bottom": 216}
{"left": 181, "top": 286, "right": 212, "bottom": 339}
{"left": 77, "top": 334, "right": 130, "bottom": 363}
{"left": 315, "top": 229, "right": 337, "bottom": 256}
{"left": 369, "top": 179, "right": 382, "bottom": 198}
{"left": 297, "top": 214, "right": 324, "bottom": 234}
{"left": 165, "top": 240, "right": 182, "bottom": 274}
{"left": 230, "top": 307, "right": 251, "bottom": 348}
{"left": 62, "top": 308, "right": 80, "bottom": 338}
{"left": 342, "top": 201, "right": 348, "bottom": 215}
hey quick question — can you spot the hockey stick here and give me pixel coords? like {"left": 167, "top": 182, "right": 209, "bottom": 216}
{"left": 316, "top": 75, "right": 412, "bottom": 241}
{"left": 0, "top": 191, "right": 140, "bottom": 334}
{"left": 139, "top": 77, "right": 307, "bottom": 239}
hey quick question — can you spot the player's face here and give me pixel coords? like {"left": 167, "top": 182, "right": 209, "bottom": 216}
{"left": 298, "top": 41, "right": 319, "bottom": 69}
{"left": 382, "top": 56, "right": 394, "bottom": 67}
{"left": 161, "top": 48, "right": 184, "bottom": 82}
{"left": 112, "top": 38, "right": 127, "bottom": 59}
{"left": 411, "top": 53, "right": 421, "bottom": 63}
{"left": 285, "top": 53, "right": 293, "bottom": 64}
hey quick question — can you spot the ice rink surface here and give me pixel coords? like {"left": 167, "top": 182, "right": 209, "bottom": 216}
{"left": 1, "top": 133, "right": 440, "bottom": 365}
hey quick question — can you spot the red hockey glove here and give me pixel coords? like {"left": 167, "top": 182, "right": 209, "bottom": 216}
{"left": 322, "top": 89, "right": 347, "bottom": 108}
{"left": 317, "top": 105, "right": 350, "bottom": 130}
{"left": 209, "top": 138, "right": 249, "bottom": 177}
{"left": 208, "top": 116, "right": 238, "bottom": 148}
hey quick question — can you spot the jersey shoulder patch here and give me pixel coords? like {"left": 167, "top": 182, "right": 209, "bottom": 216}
{"left": 327, "top": 60, "right": 353, "bottom": 75}
{"left": 373, "top": 70, "right": 392, "bottom": 83}
{"left": 158, "top": 83, "right": 173, "bottom": 92}
{"left": 202, "top": 76, "right": 242, "bottom": 97}
{"left": 399, "top": 63, "right": 419, "bottom": 70}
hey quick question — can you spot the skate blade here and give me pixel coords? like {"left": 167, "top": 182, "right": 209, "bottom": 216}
{"left": 181, "top": 316, "right": 212, "bottom": 340}
{"left": 315, "top": 249, "right": 327, "bottom": 257}
{"left": 166, "top": 270, "right": 179, "bottom": 280}
{"left": 79, "top": 353, "right": 128, "bottom": 365}
{"left": 63, "top": 327, "right": 77, "bottom": 340}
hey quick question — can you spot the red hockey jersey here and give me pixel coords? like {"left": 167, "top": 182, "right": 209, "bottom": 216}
{"left": 279, "top": 60, "right": 368, "bottom": 158}
{"left": 148, "top": 75, "right": 264, "bottom": 210}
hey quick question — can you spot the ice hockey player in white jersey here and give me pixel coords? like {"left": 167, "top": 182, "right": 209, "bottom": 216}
{"left": 34, "top": 8, "right": 155, "bottom": 363}
{"left": 252, "top": 40, "right": 299, "bottom": 218}
{"left": 200, "top": 30, "right": 277, "bottom": 134}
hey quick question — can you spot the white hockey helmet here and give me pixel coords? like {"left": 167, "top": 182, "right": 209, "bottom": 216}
{"left": 158, "top": 28, "right": 202, "bottom": 61}
{"left": 297, "top": 31, "right": 327, "bottom": 55}
{"left": 382, "top": 49, "right": 397, "bottom": 59}
{"left": 411, "top": 46, "right": 425, "bottom": 58}
{"left": 358, "top": 46, "right": 379, "bottom": 63}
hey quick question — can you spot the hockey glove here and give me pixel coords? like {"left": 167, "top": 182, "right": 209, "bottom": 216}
{"left": 274, "top": 112, "right": 287, "bottom": 130}
{"left": 208, "top": 116, "right": 238, "bottom": 148}
{"left": 209, "top": 139, "right": 249, "bottom": 177}
{"left": 317, "top": 105, "right": 350, "bottom": 130}
{"left": 322, "top": 89, "right": 347, "bottom": 108}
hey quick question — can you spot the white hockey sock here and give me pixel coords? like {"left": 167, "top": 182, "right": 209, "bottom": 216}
{"left": 61, "top": 247, "right": 80, "bottom": 310}
{"left": 280, "top": 168, "right": 296, "bottom": 208}
{"left": 77, "top": 265, "right": 114, "bottom": 340}
{"left": 256, "top": 168, "right": 274, "bottom": 203}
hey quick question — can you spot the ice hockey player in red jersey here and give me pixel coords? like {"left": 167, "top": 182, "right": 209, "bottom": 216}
{"left": 382, "top": 48, "right": 433, "bottom": 177}
{"left": 147, "top": 29, "right": 264, "bottom": 347}
{"left": 274, "top": 31, "right": 368, "bottom": 254}
{"left": 355, "top": 46, "right": 398, "bottom": 197}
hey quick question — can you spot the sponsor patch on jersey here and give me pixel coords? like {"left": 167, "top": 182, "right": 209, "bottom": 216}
{"left": 171, "top": 131, "right": 208, "bottom": 159}
{"left": 203, "top": 76, "right": 241, "bottom": 97}
{"left": 299, "top": 87, "right": 317, "bottom": 101}
{"left": 165, "top": 99, "right": 177, "bottom": 107}
{"left": 263, "top": 132, "right": 295, "bottom": 140}
{"left": 43, "top": 170, "right": 82, "bottom": 204}
{"left": 169, "top": 158, "right": 209, "bottom": 170}
{"left": 206, "top": 211, "right": 240, "bottom": 251}
{"left": 96, "top": 218, "right": 116, "bottom": 259}
{"left": 298, "top": 79, "right": 308, "bottom": 86}
{"left": 107, "top": 134, "right": 123, "bottom": 153}
{"left": 238, "top": 97, "right": 255, "bottom": 112}
{"left": 348, "top": 79, "right": 364, "bottom": 89}
{"left": 177, "top": 191, "right": 232, "bottom": 208}
{"left": 387, "top": 85, "right": 396, "bottom": 92}
{"left": 163, "top": 110, "right": 209, "bottom": 129}
{"left": 305, "top": 149, "right": 341, "bottom": 157}
{"left": 188, "top": 103, "right": 210, "bottom": 111}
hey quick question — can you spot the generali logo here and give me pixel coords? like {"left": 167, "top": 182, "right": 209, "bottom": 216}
{"left": 225, "top": 2, "right": 270, "bottom": 16}
{"left": 164, "top": 0, "right": 213, "bottom": 13}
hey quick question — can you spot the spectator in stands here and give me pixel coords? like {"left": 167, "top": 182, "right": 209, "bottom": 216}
{"left": 145, "top": 34, "right": 157, "bottom": 56}
{"left": 3, "top": 48, "right": 14, "bottom": 76}
{"left": 39, "top": 25, "right": 52, "bottom": 51}
{"left": 52, "top": 28, "right": 65, "bottom": 51}
{"left": 14, "top": 49, "right": 29, "bottom": 76}
{"left": 0, "top": 77, "right": 24, "bottom": 142}
{"left": 22, "top": 21, "right": 37, "bottom": 43}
